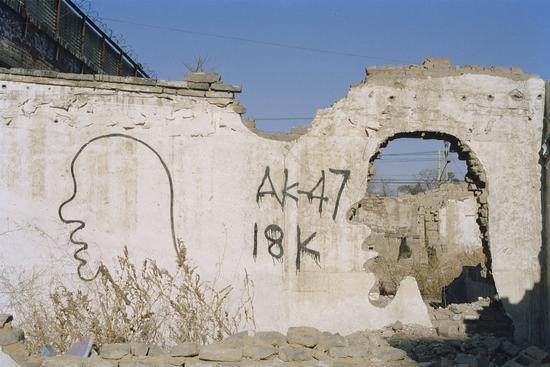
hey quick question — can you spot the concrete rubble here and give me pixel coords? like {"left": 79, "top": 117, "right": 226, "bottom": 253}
{"left": 1, "top": 313, "right": 550, "bottom": 367}
{"left": 429, "top": 298, "right": 513, "bottom": 339}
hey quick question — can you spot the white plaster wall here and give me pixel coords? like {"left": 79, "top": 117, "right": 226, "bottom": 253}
{"left": 439, "top": 197, "right": 481, "bottom": 252}
{"left": 0, "top": 66, "right": 545, "bottom": 342}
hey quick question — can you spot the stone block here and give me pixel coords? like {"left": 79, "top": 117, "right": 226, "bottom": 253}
{"left": 345, "top": 331, "right": 370, "bottom": 346}
{"left": 24, "top": 356, "right": 43, "bottom": 367}
{"left": 176, "top": 89, "right": 206, "bottom": 97}
{"left": 455, "top": 353, "right": 478, "bottom": 367}
{"left": 100, "top": 343, "right": 131, "bottom": 360}
{"left": 162, "top": 88, "right": 177, "bottom": 95}
{"left": 519, "top": 345, "right": 548, "bottom": 362}
{"left": 137, "top": 355, "right": 186, "bottom": 367}
{"left": 207, "top": 97, "right": 233, "bottom": 107}
{"left": 130, "top": 342, "right": 149, "bottom": 357}
{"left": 147, "top": 344, "right": 166, "bottom": 356}
{"left": 318, "top": 334, "right": 347, "bottom": 350}
{"left": 239, "top": 361, "right": 285, "bottom": 367}
{"left": 369, "top": 346, "right": 407, "bottom": 362}
{"left": 332, "top": 358, "right": 370, "bottom": 367}
{"left": 199, "top": 343, "right": 243, "bottom": 362}
{"left": 391, "top": 320, "right": 403, "bottom": 331}
{"left": 348, "top": 345, "right": 369, "bottom": 358}
{"left": 254, "top": 331, "right": 286, "bottom": 346}
{"left": 299, "top": 362, "right": 324, "bottom": 367}
{"left": 243, "top": 343, "right": 276, "bottom": 360}
{"left": 185, "top": 360, "right": 218, "bottom": 367}
{"left": 223, "top": 333, "right": 255, "bottom": 347}
{"left": 501, "top": 360, "right": 524, "bottom": 367}
{"left": 0, "top": 351, "right": 20, "bottom": 367}
{"left": 118, "top": 360, "right": 151, "bottom": 367}
{"left": 312, "top": 347, "right": 326, "bottom": 360}
{"left": 205, "top": 91, "right": 233, "bottom": 98}
{"left": 435, "top": 320, "right": 461, "bottom": 337}
{"left": 483, "top": 336, "right": 502, "bottom": 355}
{"left": 184, "top": 73, "right": 221, "bottom": 83}
{"left": 230, "top": 102, "right": 246, "bottom": 114}
{"left": 156, "top": 80, "right": 188, "bottom": 88}
{"left": 278, "top": 346, "right": 313, "bottom": 362}
{"left": 0, "top": 314, "right": 13, "bottom": 327}
{"left": 42, "top": 355, "right": 84, "bottom": 367}
{"left": 0, "top": 327, "right": 24, "bottom": 346}
{"left": 287, "top": 326, "right": 321, "bottom": 347}
{"left": 2, "top": 340, "right": 28, "bottom": 363}
{"left": 329, "top": 346, "right": 351, "bottom": 358}
{"left": 83, "top": 356, "right": 118, "bottom": 367}
{"left": 210, "top": 83, "right": 242, "bottom": 93}
{"left": 170, "top": 342, "right": 199, "bottom": 357}
{"left": 187, "top": 82, "right": 210, "bottom": 91}
{"left": 367, "top": 333, "right": 388, "bottom": 348}
{"left": 500, "top": 340, "right": 520, "bottom": 357}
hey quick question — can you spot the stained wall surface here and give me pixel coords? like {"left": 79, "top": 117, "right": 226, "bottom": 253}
{"left": 0, "top": 60, "right": 546, "bottom": 343}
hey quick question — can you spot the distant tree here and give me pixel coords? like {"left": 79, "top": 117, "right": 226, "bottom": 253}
{"left": 415, "top": 168, "right": 439, "bottom": 191}
{"left": 398, "top": 183, "right": 425, "bottom": 195}
{"left": 367, "top": 178, "right": 393, "bottom": 196}
{"left": 397, "top": 169, "right": 461, "bottom": 195}
{"left": 380, "top": 178, "right": 392, "bottom": 196}
{"left": 184, "top": 55, "right": 209, "bottom": 73}
{"left": 447, "top": 171, "right": 460, "bottom": 183}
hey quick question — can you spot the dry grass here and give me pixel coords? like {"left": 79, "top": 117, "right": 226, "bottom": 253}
{"left": 0, "top": 240, "right": 255, "bottom": 353}
{"left": 369, "top": 248, "right": 487, "bottom": 300}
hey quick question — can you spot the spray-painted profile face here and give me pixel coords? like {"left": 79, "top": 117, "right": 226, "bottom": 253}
{"left": 58, "top": 134, "right": 178, "bottom": 281}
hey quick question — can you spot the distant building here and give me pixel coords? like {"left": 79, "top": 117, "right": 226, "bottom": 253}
{"left": 0, "top": 0, "right": 149, "bottom": 77}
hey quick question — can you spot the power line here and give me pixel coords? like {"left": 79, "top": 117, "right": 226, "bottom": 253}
{"left": 377, "top": 156, "right": 462, "bottom": 160}
{"left": 254, "top": 117, "right": 313, "bottom": 121}
{"left": 377, "top": 160, "right": 438, "bottom": 162}
{"left": 380, "top": 151, "right": 439, "bottom": 156}
{"left": 101, "top": 17, "right": 409, "bottom": 63}
{"left": 370, "top": 179, "right": 459, "bottom": 184}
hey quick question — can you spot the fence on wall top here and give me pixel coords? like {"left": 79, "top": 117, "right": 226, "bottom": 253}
{"left": 2, "top": 0, "right": 150, "bottom": 78}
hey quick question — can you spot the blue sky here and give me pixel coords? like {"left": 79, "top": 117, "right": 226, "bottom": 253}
{"left": 85, "top": 0, "right": 549, "bottom": 183}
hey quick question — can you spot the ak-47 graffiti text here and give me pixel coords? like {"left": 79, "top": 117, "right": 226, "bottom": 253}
{"left": 254, "top": 167, "right": 350, "bottom": 271}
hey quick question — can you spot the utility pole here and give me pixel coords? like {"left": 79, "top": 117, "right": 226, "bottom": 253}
{"left": 437, "top": 150, "right": 441, "bottom": 182}
{"left": 444, "top": 142, "right": 450, "bottom": 181}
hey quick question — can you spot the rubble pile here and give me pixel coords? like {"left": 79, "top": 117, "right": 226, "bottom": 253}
{"left": 389, "top": 324, "right": 548, "bottom": 367}
{"left": 429, "top": 298, "right": 514, "bottom": 338}
{"left": 0, "top": 312, "right": 548, "bottom": 366}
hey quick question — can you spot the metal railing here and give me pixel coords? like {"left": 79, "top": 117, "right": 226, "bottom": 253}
{"left": 2, "top": 0, "right": 149, "bottom": 77}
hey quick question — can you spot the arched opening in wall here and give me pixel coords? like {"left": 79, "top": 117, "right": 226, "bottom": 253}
{"left": 350, "top": 131, "right": 513, "bottom": 337}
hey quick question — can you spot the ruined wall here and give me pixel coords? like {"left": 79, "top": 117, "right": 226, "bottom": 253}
{"left": 0, "top": 59, "right": 545, "bottom": 343}
{"left": 360, "top": 182, "right": 482, "bottom": 258}
{"left": 356, "top": 182, "right": 487, "bottom": 300}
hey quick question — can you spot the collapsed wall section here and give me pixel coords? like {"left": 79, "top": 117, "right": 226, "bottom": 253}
{"left": 306, "top": 58, "right": 545, "bottom": 343}
{"left": 355, "top": 182, "right": 490, "bottom": 301}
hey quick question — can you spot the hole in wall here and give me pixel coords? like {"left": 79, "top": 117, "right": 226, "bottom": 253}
{"left": 347, "top": 131, "right": 511, "bottom": 336}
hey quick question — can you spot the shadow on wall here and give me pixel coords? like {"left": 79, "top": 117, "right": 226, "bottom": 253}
{"left": 444, "top": 265, "right": 497, "bottom": 304}
{"left": 485, "top": 80, "right": 550, "bottom": 347}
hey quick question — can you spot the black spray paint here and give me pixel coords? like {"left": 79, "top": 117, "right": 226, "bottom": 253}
{"left": 58, "top": 133, "right": 177, "bottom": 282}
